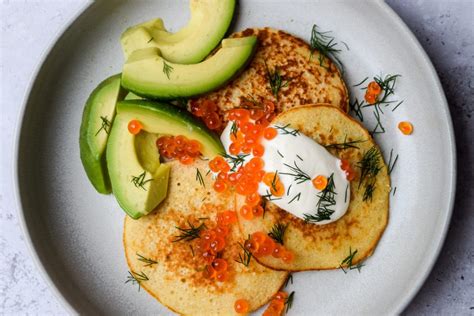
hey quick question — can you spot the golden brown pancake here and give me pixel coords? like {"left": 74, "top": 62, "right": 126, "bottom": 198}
{"left": 124, "top": 160, "right": 288, "bottom": 315}
{"left": 236, "top": 105, "right": 390, "bottom": 271}
{"left": 190, "top": 27, "right": 349, "bottom": 119}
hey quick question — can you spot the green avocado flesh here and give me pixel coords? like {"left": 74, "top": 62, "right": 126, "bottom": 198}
{"left": 121, "top": 36, "right": 257, "bottom": 99}
{"left": 79, "top": 74, "right": 125, "bottom": 194}
{"left": 107, "top": 100, "right": 224, "bottom": 219}
{"left": 120, "top": 0, "right": 235, "bottom": 64}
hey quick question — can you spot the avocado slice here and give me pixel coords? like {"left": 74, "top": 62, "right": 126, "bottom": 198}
{"left": 121, "top": 36, "right": 257, "bottom": 100}
{"left": 79, "top": 74, "right": 126, "bottom": 194}
{"left": 124, "top": 91, "right": 142, "bottom": 100}
{"left": 107, "top": 100, "right": 223, "bottom": 218}
{"left": 121, "top": 0, "right": 235, "bottom": 64}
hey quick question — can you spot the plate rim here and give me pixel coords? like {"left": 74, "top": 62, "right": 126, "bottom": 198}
{"left": 12, "top": 1, "right": 457, "bottom": 314}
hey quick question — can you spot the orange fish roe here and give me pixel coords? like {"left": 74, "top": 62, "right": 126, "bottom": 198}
{"left": 127, "top": 119, "right": 143, "bottom": 135}
{"left": 340, "top": 159, "right": 356, "bottom": 181}
{"left": 312, "top": 175, "right": 328, "bottom": 190}
{"left": 197, "top": 210, "right": 238, "bottom": 282}
{"left": 263, "top": 297, "right": 285, "bottom": 316}
{"left": 398, "top": 121, "right": 413, "bottom": 135}
{"left": 245, "top": 231, "right": 294, "bottom": 264}
{"left": 190, "top": 99, "right": 222, "bottom": 131}
{"left": 234, "top": 299, "right": 250, "bottom": 314}
{"left": 364, "top": 81, "right": 383, "bottom": 104}
{"left": 156, "top": 135, "right": 202, "bottom": 164}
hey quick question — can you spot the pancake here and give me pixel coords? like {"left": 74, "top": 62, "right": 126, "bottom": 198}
{"left": 124, "top": 160, "right": 288, "bottom": 315}
{"left": 236, "top": 105, "right": 390, "bottom": 271}
{"left": 190, "top": 27, "right": 349, "bottom": 120}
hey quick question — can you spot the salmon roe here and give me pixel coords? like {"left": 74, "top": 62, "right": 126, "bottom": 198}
{"left": 364, "top": 81, "right": 383, "bottom": 104}
{"left": 190, "top": 99, "right": 223, "bottom": 131}
{"left": 127, "top": 119, "right": 143, "bottom": 135}
{"left": 398, "top": 121, "right": 413, "bottom": 135}
{"left": 234, "top": 299, "right": 250, "bottom": 314}
{"left": 245, "top": 231, "right": 294, "bottom": 264}
{"left": 340, "top": 159, "right": 356, "bottom": 181}
{"left": 156, "top": 135, "right": 202, "bottom": 164}
{"left": 312, "top": 175, "right": 328, "bottom": 190}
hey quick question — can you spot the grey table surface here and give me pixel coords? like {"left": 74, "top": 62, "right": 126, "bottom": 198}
{"left": 0, "top": 0, "right": 473, "bottom": 315}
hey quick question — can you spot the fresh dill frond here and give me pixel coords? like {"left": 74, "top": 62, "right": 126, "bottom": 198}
{"left": 162, "top": 60, "right": 173, "bottom": 79}
{"left": 131, "top": 171, "right": 153, "bottom": 191}
{"left": 221, "top": 153, "right": 249, "bottom": 172}
{"left": 189, "top": 245, "right": 195, "bottom": 257}
{"left": 387, "top": 149, "right": 399, "bottom": 175}
{"left": 136, "top": 253, "right": 158, "bottom": 267}
{"left": 274, "top": 124, "right": 300, "bottom": 137}
{"left": 324, "top": 136, "right": 366, "bottom": 151}
{"left": 288, "top": 192, "right": 301, "bottom": 204}
{"left": 268, "top": 222, "right": 288, "bottom": 245}
{"left": 262, "top": 189, "right": 282, "bottom": 202}
{"left": 339, "top": 247, "right": 364, "bottom": 273}
{"left": 95, "top": 116, "right": 112, "bottom": 136}
{"left": 353, "top": 77, "right": 369, "bottom": 87}
{"left": 349, "top": 98, "right": 365, "bottom": 122}
{"left": 284, "top": 274, "right": 293, "bottom": 287}
{"left": 264, "top": 61, "right": 291, "bottom": 100}
{"left": 357, "top": 147, "right": 382, "bottom": 201}
{"left": 280, "top": 161, "right": 311, "bottom": 184}
{"left": 309, "top": 24, "right": 343, "bottom": 71}
{"left": 230, "top": 121, "right": 238, "bottom": 138}
{"left": 370, "top": 106, "right": 386, "bottom": 135}
{"left": 344, "top": 184, "right": 349, "bottom": 203}
{"left": 125, "top": 271, "right": 149, "bottom": 291}
{"left": 235, "top": 237, "right": 253, "bottom": 267}
{"left": 277, "top": 150, "right": 284, "bottom": 158}
{"left": 271, "top": 170, "right": 279, "bottom": 192}
{"left": 285, "top": 291, "right": 295, "bottom": 313}
{"left": 304, "top": 173, "right": 336, "bottom": 223}
{"left": 196, "top": 168, "right": 205, "bottom": 188}
{"left": 373, "top": 74, "right": 401, "bottom": 105}
{"left": 172, "top": 220, "right": 207, "bottom": 242}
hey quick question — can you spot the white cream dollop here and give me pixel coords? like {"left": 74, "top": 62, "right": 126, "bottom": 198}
{"left": 221, "top": 121, "right": 350, "bottom": 225}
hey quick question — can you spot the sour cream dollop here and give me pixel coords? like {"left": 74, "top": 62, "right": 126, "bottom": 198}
{"left": 221, "top": 121, "right": 350, "bottom": 225}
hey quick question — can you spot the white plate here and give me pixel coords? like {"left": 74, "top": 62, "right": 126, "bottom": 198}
{"left": 14, "top": 0, "right": 455, "bottom": 314}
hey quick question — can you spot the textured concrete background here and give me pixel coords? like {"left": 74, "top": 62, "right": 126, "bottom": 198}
{"left": 1, "top": 0, "right": 473, "bottom": 314}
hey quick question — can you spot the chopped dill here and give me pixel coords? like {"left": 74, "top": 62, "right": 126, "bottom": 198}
{"left": 95, "top": 116, "right": 112, "bottom": 136}
{"left": 349, "top": 98, "right": 365, "bottom": 122}
{"left": 288, "top": 192, "right": 301, "bottom": 204}
{"left": 285, "top": 291, "right": 295, "bottom": 313}
{"left": 230, "top": 121, "right": 238, "bottom": 138}
{"left": 147, "top": 37, "right": 153, "bottom": 43}
{"left": 162, "top": 60, "right": 173, "bottom": 79}
{"left": 353, "top": 76, "right": 369, "bottom": 87}
{"left": 324, "top": 136, "right": 366, "bottom": 151}
{"left": 268, "top": 222, "right": 288, "bottom": 245}
{"left": 286, "top": 184, "right": 293, "bottom": 196}
{"left": 392, "top": 187, "right": 397, "bottom": 196}
{"left": 309, "top": 24, "right": 343, "bottom": 71}
{"left": 131, "top": 171, "right": 153, "bottom": 191}
{"left": 172, "top": 220, "right": 207, "bottom": 242}
{"left": 296, "top": 154, "right": 304, "bottom": 161}
{"left": 371, "top": 107, "right": 386, "bottom": 135}
{"left": 125, "top": 271, "right": 149, "bottom": 291}
{"left": 271, "top": 171, "right": 279, "bottom": 192}
{"left": 196, "top": 168, "right": 205, "bottom": 188}
{"left": 339, "top": 247, "right": 364, "bottom": 273}
{"left": 275, "top": 124, "right": 300, "bottom": 137}
{"left": 262, "top": 189, "right": 282, "bottom": 202}
{"left": 280, "top": 161, "right": 311, "bottom": 184}
{"left": 264, "top": 61, "right": 291, "bottom": 100}
{"left": 189, "top": 245, "right": 195, "bottom": 257}
{"left": 284, "top": 274, "right": 293, "bottom": 287}
{"left": 392, "top": 100, "right": 404, "bottom": 112}
{"left": 344, "top": 184, "right": 349, "bottom": 203}
{"left": 221, "top": 153, "right": 249, "bottom": 172}
{"left": 357, "top": 147, "right": 382, "bottom": 202}
{"left": 136, "top": 253, "right": 158, "bottom": 267}
{"left": 387, "top": 149, "right": 399, "bottom": 175}
{"left": 304, "top": 173, "right": 336, "bottom": 223}
{"left": 235, "top": 236, "right": 253, "bottom": 267}
{"left": 277, "top": 150, "right": 284, "bottom": 158}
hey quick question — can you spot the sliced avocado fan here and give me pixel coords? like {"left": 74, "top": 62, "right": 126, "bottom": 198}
{"left": 121, "top": 0, "right": 236, "bottom": 64}
{"left": 121, "top": 36, "right": 257, "bottom": 100}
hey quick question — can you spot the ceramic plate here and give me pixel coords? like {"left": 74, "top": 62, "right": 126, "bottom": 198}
{"left": 15, "top": 0, "right": 455, "bottom": 314}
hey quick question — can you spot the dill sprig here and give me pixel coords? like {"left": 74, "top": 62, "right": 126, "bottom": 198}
{"left": 288, "top": 192, "right": 301, "bottom": 204}
{"left": 309, "top": 24, "right": 343, "bottom": 71}
{"left": 162, "top": 60, "right": 173, "bottom": 79}
{"left": 324, "top": 136, "right": 366, "bottom": 151}
{"left": 373, "top": 74, "right": 400, "bottom": 105}
{"left": 95, "top": 116, "right": 112, "bottom": 136}
{"left": 221, "top": 153, "right": 249, "bottom": 172}
{"left": 277, "top": 150, "right": 284, "bottom": 158}
{"left": 235, "top": 237, "right": 253, "bottom": 267}
{"left": 125, "top": 271, "right": 149, "bottom": 291}
{"left": 268, "top": 222, "right": 288, "bottom": 245}
{"left": 371, "top": 106, "right": 386, "bottom": 135}
{"left": 357, "top": 147, "right": 382, "bottom": 201}
{"left": 275, "top": 124, "right": 300, "bottom": 137}
{"left": 264, "top": 61, "right": 290, "bottom": 100}
{"left": 136, "top": 253, "right": 158, "bottom": 267}
{"left": 230, "top": 121, "right": 238, "bottom": 138}
{"left": 339, "top": 247, "right": 364, "bottom": 273}
{"left": 284, "top": 274, "right": 293, "bottom": 287}
{"left": 349, "top": 98, "right": 365, "bottom": 122}
{"left": 262, "top": 189, "right": 282, "bottom": 202}
{"left": 344, "top": 184, "right": 349, "bottom": 203}
{"left": 172, "top": 220, "right": 207, "bottom": 242}
{"left": 353, "top": 77, "right": 369, "bottom": 87}
{"left": 285, "top": 291, "right": 295, "bottom": 313}
{"left": 271, "top": 171, "right": 279, "bottom": 192}
{"left": 196, "top": 168, "right": 205, "bottom": 188}
{"left": 387, "top": 149, "right": 399, "bottom": 176}
{"left": 304, "top": 173, "right": 336, "bottom": 223}
{"left": 131, "top": 171, "right": 153, "bottom": 191}
{"left": 280, "top": 161, "right": 311, "bottom": 184}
